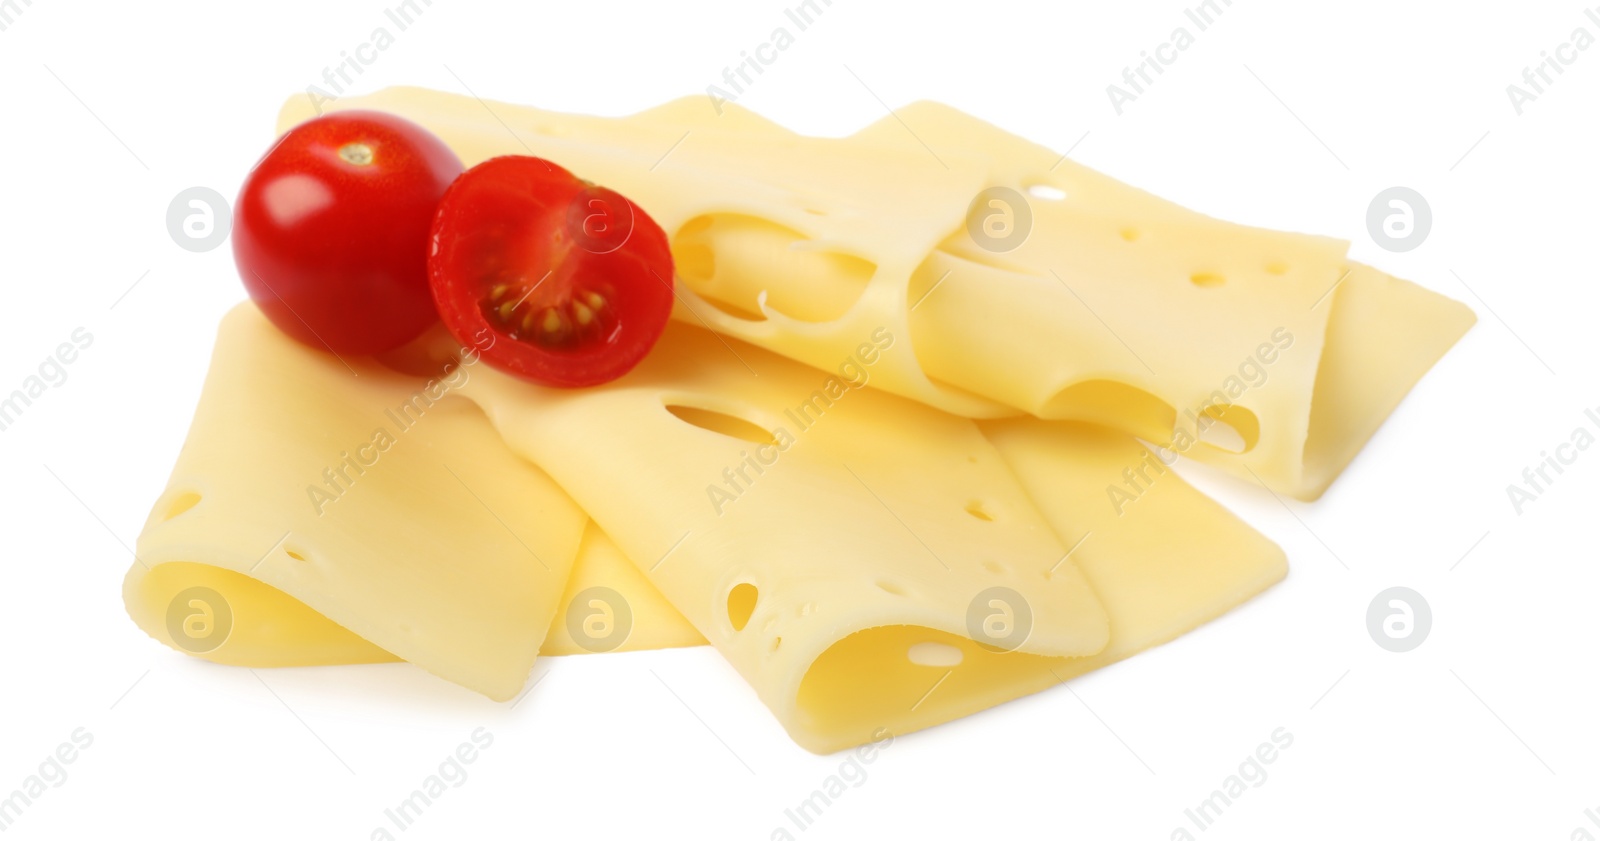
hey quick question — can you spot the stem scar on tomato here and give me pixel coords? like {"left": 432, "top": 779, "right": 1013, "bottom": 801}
{"left": 338, "top": 143, "right": 374, "bottom": 166}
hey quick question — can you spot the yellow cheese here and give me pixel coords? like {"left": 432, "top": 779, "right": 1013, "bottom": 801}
{"left": 127, "top": 524, "right": 708, "bottom": 669}
{"left": 124, "top": 304, "right": 589, "bottom": 701}
{"left": 133, "top": 88, "right": 1365, "bottom": 746}
{"left": 129, "top": 304, "right": 1283, "bottom": 755}
{"left": 541, "top": 522, "right": 707, "bottom": 656}
{"left": 277, "top": 88, "right": 1474, "bottom": 499}
{"left": 458, "top": 323, "right": 1114, "bottom": 752}
{"left": 184, "top": 407, "right": 1281, "bottom": 729}
{"left": 799, "top": 420, "right": 1287, "bottom": 752}
{"left": 278, "top": 88, "right": 1010, "bottom": 418}
{"left": 981, "top": 418, "right": 1288, "bottom": 670}
{"left": 846, "top": 103, "right": 1478, "bottom": 500}
{"left": 127, "top": 561, "right": 396, "bottom": 667}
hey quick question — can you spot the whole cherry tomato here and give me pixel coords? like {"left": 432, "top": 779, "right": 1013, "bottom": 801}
{"left": 234, "top": 110, "right": 463, "bottom": 355}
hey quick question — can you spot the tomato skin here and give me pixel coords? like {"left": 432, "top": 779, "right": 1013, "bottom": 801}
{"left": 429, "top": 156, "right": 675, "bottom": 388}
{"left": 234, "top": 111, "right": 463, "bottom": 355}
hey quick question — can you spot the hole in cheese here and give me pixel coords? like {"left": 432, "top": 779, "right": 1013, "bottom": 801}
{"left": 675, "top": 242, "right": 716, "bottom": 279}
{"left": 696, "top": 292, "right": 769, "bottom": 322}
{"left": 876, "top": 580, "right": 906, "bottom": 596}
{"left": 665, "top": 404, "right": 779, "bottom": 447}
{"left": 982, "top": 560, "right": 1007, "bottom": 575}
{"left": 727, "top": 583, "right": 758, "bottom": 632}
{"left": 1039, "top": 380, "right": 1176, "bottom": 442}
{"left": 161, "top": 491, "right": 202, "bottom": 522}
{"left": 285, "top": 548, "right": 309, "bottom": 562}
{"left": 1119, "top": 228, "right": 1140, "bottom": 242}
{"left": 797, "top": 626, "right": 1065, "bottom": 745}
{"left": 678, "top": 215, "right": 714, "bottom": 236}
{"left": 907, "top": 642, "right": 964, "bottom": 668}
{"left": 1026, "top": 184, "right": 1066, "bottom": 201}
{"left": 1190, "top": 272, "right": 1226, "bottom": 288}
{"left": 1265, "top": 261, "right": 1289, "bottom": 276}
{"left": 671, "top": 214, "right": 875, "bottom": 323}
{"left": 1197, "top": 405, "right": 1260, "bottom": 454}
{"left": 965, "top": 500, "right": 994, "bottom": 522}
{"left": 671, "top": 240, "right": 766, "bottom": 321}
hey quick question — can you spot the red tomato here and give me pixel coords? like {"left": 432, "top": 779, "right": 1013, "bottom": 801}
{"left": 234, "top": 111, "right": 463, "bottom": 354}
{"left": 428, "top": 156, "right": 675, "bottom": 387}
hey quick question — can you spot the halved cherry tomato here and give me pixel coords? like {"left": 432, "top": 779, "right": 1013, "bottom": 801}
{"left": 428, "top": 156, "right": 675, "bottom": 387}
{"left": 234, "top": 111, "right": 463, "bottom": 354}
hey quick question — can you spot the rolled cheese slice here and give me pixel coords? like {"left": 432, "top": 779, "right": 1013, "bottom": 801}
{"left": 797, "top": 419, "right": 1288, "bottom": 753}
{"left": 456, "top": 316, "right": 1285, "bottom": 752}
{"left": 124, "top": 305, "right": 593, "bottom": 701}
{"left": 276, "top": 88, "right": 1475, "bottom": 499}
{"left": 130, "top": 304, "right": 1284, "bottom": 755}
{"left": 454, "top": 321, "right": 1118, "bottom": 752}
{"left": 982, "top": 418, "right": 1288, "bottom": 677}
{"left": 127, "top": 523, "right": 707, "bottom": 668}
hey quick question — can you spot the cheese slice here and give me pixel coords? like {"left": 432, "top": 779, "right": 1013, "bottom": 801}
{"left": 541, "top": 522, "right": 707, "bottom": 656}
{"left": 798, "top": 419, "right": 1287, "bottom": 753}
{"left": 127, "top": 524, "right": 708, "bottom": 669}
{"left": 981, "top": 418, "right": 1289, "bottom": 673}
{"left": 130, "top": 303, "right": 1283, "bottom": 754}
{"left": 124, "top": 304, "right": 590, "bottom": 701}
{"left": 625, "top": 104, "right": 1477, "bottom": 500}
{"left": 457, "top": 322, "right": 1115, "bottom": 752}
{"left": 845, "top": 103, "right": 1478, "bottom": 499}
{"left": 276, "top": 88, "right": 1473, "bottom": 499}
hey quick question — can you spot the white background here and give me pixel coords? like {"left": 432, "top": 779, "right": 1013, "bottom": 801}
{"left": 1, "top": 0, "right": 1596, "bottom": 838}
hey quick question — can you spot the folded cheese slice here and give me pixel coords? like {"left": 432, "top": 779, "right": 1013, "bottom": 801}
{"left": 277, "top": 88, "right": 1474, "bottom": 499}
{"left": 982, "top": 418, "right": 1289, "bottom": 674}
{"left": 541, "top": 522, "right": 706, "bottom": 656}
{"left": 456, "top": 322, "right": 1117, "bottom": 751}
{"left": 133, "top": 304, "right": 1284, "bottom": 755}
{"left": 605, "top": 101, "right": 1478, "bottom": 498}
{"left": 124, "top": 305, "right": 592, "bottom": 700}
{"left": 798, "top": 419, "right": 1287, "bottom": 753}
{"left": 128, "top": 524, "right": 707, "bottom": 668}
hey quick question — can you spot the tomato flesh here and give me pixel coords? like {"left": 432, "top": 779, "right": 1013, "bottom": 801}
{"left": 429, "top": 156, "right": 674, "bottom": 387}
{"left": 234, "top": 110, "right": 463, "bottom": 355}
